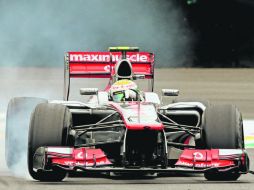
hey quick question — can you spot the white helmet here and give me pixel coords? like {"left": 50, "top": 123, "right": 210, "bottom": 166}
{"left": 110, "top": 79, "right": 139, "bottom": 102}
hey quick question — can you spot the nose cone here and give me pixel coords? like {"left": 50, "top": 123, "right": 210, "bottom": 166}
{"left": 115, "top": 59, "right": 133, "bottom": 80}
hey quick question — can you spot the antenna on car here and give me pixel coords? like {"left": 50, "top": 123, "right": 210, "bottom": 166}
{"left": 109, "top": 46, "right": 139, "bottom": 59}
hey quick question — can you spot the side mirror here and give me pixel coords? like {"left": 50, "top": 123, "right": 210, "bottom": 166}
{"left": 162, "top": 89, "right": 179, "bottom": 96}
{"left": 80, "top": 88, "right": 98, "bottom": 95}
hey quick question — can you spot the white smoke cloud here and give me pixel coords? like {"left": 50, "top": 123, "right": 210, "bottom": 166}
{"left": 0, "top": 0, "right": 193, "bottom": 67}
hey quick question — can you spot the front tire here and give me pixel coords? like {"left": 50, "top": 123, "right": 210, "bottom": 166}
{"left": 204, "top": 170, "right": 241, "bottom": 181}
{"left": 28, "top": 103, "right": 72, "bottom": 181}
{"left": 202, "top": 104, "right": 244, "bottom": 181}
{"left": 202, "top": 104, "right": 244, "bottom": 149}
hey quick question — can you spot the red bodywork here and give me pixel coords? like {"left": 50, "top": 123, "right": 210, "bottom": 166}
{"left": 109, "top": 102, "right": 164, "bottom": 131}
{"left": 48, "top": 147, "right": 112, "bottom": 167}
{"left": 176, "top": 149, "right": 234, "bottom": 168}
{"left": 44, "top": 147, "right": 247, "bottom": 172}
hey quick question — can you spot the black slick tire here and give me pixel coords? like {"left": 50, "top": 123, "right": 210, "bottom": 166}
{"left": 202, "top": 104, "right": 244, "bottom": 181}
{"left": 28, "top": 103, "right": 72, "bottom": 181}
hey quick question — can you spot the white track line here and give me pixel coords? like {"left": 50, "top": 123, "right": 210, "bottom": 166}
{"left": 243, "top": 120, "right": 254, "bottom": 147}
{"left": 243, "top": 120, "right": 254, "bottom": 135}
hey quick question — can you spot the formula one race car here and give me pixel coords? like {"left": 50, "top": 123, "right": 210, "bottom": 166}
{"left": 5, "top": 47, "right": 249, "bottom": 181}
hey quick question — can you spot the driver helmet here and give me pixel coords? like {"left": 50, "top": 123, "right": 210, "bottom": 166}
{"left": 110, "top": 79, "right": 139, "bottom": 102}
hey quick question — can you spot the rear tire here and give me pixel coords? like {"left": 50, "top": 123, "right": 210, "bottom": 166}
{"left": 202, "top": 104, "right": 244, "bottom": 181}
{"left": 28, "top": 103, "right": 72, "bottom": 181}
{"left": 5, "top": 97, "right": 47, "bottom": 171}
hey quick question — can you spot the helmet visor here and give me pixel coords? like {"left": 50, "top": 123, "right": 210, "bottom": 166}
{"left": 112, "top": 91, "right": 125, "bottom": 102}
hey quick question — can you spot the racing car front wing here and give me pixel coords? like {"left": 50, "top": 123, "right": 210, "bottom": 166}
{"left": 32, "top": 146, "right": 249, "bottom": 175}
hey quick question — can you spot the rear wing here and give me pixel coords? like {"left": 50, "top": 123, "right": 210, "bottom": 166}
{"left": 64, "top": 50, "right": 155, "bottom": 100}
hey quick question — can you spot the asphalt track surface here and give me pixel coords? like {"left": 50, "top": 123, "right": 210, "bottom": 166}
{"left": 0, "top": 68, "right": 254, "bottom": 190}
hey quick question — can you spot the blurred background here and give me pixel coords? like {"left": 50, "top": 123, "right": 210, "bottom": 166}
{"left": 179, "top": 0, "right": 254, "bottom": 67}
{"left": 1, "top": 0, "right": 253, "bottom": 68}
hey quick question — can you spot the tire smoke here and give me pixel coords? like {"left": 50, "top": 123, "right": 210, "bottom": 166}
{"left": 0, "top": 0, "right": 193, "bottom": 67}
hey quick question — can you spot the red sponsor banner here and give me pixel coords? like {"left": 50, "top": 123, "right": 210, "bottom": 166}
{"left": 176, "top": 149, "right": 235, "bottom": 168}
{"left": 176, "top": 159, "right": 234, "bottom": 168}
{"left": 69, "top": 63, "right": 153, "bottom": 77}
{"left": 69, "top": 63, "right": 113, "bottom": 74}
{"left": 69, "top": 52, "right": 153, "bottom": 63}
{"left": 68, "top": 51, "right": 154, "bottom": 78}
{"left": 51, "top": 147, "right": 112, "bottom": 167}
